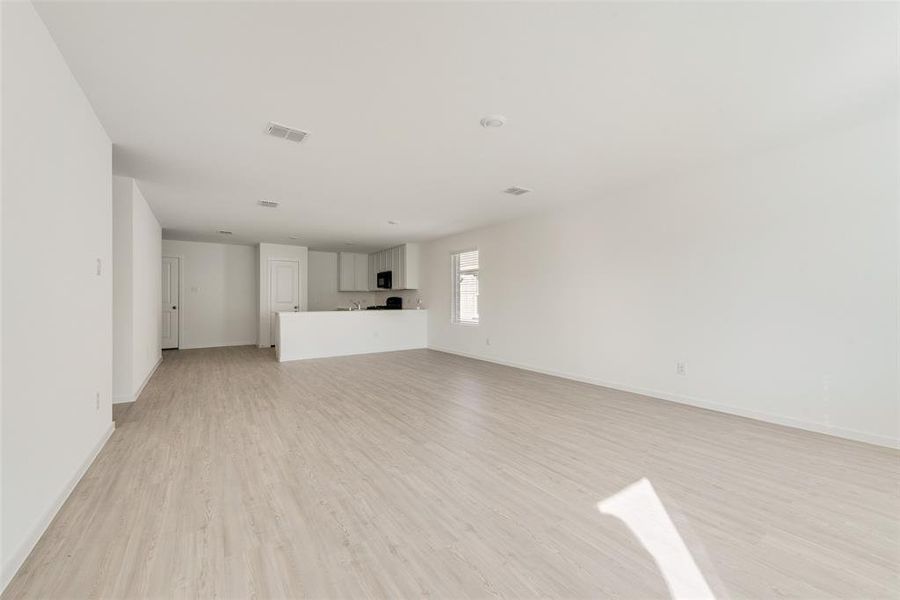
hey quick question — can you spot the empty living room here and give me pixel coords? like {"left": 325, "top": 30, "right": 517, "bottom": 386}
{"left": 1, "top": 1, "right": 898, "bottom": 598}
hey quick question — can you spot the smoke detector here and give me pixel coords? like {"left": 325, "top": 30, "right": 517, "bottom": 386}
{"left": 480, "top": 115, "right": 506, "bottom": 128}
{"left": 503, "top": 186, "right": 531, "bottom": 196}
{"left": 258, "top": 200, "right": 279, "bottom": 208}
{"left": 265, "top": 121, "right": 309, "bottom": 143}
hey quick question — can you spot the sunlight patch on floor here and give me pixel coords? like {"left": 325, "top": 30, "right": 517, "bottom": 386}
{"left": 598, "top": 478, "right": 715, "bottom": 600}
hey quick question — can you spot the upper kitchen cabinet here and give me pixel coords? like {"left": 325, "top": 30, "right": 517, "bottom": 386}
{"left": 338, "top": 252, "right": 369, "bottom": 291}
{"left": 354, "top": 253, "right": 368, "bottom": 290}
{"left": 372, "top": 243, "right": 419, "bottom": 289}
{"left": 400, "top": 243, "right": 420, "bottom": 290}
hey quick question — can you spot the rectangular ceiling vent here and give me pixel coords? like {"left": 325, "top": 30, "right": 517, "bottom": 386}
{"left": 266, "top": 121, "right": 309, "bottom": 143}
{"left": 258, "top": 200, "right": 280, "bottom": 208}
{"left": 217, "top": 230, "right": 233, "bottom": 235}
{"left": 503, "top": 186, "right": 532, "bottom": 196}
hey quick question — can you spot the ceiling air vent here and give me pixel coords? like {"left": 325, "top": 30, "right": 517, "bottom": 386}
{"left": 258, "top": 200, "right": 279, "bottom": 208}
{"left": 503, "top": 186, "right": 532, "bottom": 196}
{"left": 265, "top": 121, "right": 309, "bottom": 143}
{"left": 217, "top": 230, "right": 233, "bottom": 235}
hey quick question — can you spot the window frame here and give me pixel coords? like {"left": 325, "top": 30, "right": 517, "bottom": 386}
{"left": 451, "top": 248, "right": 480, "bottom": 326}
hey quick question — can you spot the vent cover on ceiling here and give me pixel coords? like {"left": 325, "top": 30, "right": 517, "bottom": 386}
{"left": 503, "top": 186, "right": 532, "bottom": 196}
{"left": 266, "top": 121, "right": 309, "bottom": 143}
{"left": 217, "top": 230, "right": 233, "bottom": 235}
{"left": 258, "top": 200, "right": 279, "bottom": 208}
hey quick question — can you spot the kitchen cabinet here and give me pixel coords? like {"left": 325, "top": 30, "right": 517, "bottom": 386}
{"left": 391, "top": 246, "right": 402, "bottom": 284}
{"left": 368, "top": 243, "right": 419, "bottom": 290}
{"left": 338, "top": 252, "right": 369, "bottom": 291}
{"left": 354, "top": 253, "right": 368, "bottom": 291}
{"left": 402, "top": 243, "right": 419, "bottom": 290}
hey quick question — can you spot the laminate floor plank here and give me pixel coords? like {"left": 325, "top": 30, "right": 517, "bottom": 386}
{"left": 4, "top": 347, "right": 898, "bottom": 599}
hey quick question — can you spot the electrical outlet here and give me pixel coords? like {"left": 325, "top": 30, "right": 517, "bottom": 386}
{"left": 95, "top": 392, "right": 100, "bottom": 410}
{"left": 96, "top": 258, "right": 102, "bottom": 276}
{"left": 676, "top": 362, "right": 686, "bottom": 376}
{"left": 485, "top": 337, "right": 491, "bottom": 346}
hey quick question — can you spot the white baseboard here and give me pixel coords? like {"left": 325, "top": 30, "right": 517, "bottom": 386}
{"left": 113, "top": 355, "right": 162, "bottom": 404}
{"left": 1, "top": 422, "right": 115, "bottom": 593}
{"left": 427, "top": 345, "right": 900, "bottom": 450}
{"left": 179, "top": 341, "right": 258, "bottom": 350}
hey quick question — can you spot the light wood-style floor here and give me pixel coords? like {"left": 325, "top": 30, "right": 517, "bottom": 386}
{"left": 5, "top": 347, "right": 899, "bottom": 599}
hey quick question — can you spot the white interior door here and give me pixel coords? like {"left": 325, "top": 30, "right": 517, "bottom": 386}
{"left": 269, "top": 259, "right": 300, "bottom": 346}
{"left": 161, "top": 256, "right": 180, "bottom": 349}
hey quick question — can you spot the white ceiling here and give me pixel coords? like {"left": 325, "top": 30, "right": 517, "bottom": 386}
{"left": 35, "top": 1, "right": 897, "bottom": 251}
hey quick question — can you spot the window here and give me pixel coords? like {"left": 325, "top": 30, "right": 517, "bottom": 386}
{"left": 452, "top": 249, "right": 479, "bottom": 324}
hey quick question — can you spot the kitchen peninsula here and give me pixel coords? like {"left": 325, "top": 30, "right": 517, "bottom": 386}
{"left": 275, "top": 309, "right": 427, "bottom": 361}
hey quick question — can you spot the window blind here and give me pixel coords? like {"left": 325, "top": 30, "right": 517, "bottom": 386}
{"left": 452, "top": 250, "right": 479, "bottom": 324}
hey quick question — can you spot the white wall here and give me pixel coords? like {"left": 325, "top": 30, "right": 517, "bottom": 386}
{"left": 2, "top": 1, "right": 114, "bottom": 590}
{"left": 113, "top": 176, "right": 161, "bottom": 403}
{"left": 112, "top": 178, "right": 134, "bottom": 400}
{"left": 130, "top": 183, "right": 162, "bottom": 392}
{"left": 0, "top": 2, "right": 5, "bottom": 593}
{"left": 162, "top": 240, "right": 258, "bottom": 349}
{"left": 258, "top": 243, "right": 308, "bottom": 347}
{"left": 425, "top": 114, "right": 899, "bottom": 448}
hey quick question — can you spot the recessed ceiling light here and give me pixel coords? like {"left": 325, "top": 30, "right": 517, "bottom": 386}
{"left": 480, "top": 115, "right": 506, "bottom": 128}
{"left": 387, "top": 220, "right": 399, "bottom": 225}
{"left": 503, "top": 186, "right": 532, "bottom": 196}
{"left": 258, "top": 200, "right": 279, "bottom": 208}
{"left": 289, "top": 236, "right": 299, "bottom": 240}
{"left": 217, "top": 230, "right": 233, "bottom": 235}
{"left": 345, "top": 242, "right": 355, "bottom": 246}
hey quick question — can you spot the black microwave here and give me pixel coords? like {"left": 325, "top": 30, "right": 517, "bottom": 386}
{"left": 377, "top": 270, "right": 392, "bottom": 289}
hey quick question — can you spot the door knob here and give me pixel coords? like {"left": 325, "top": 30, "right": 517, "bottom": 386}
{"left": 294, "top": 305, "right": 299, "bottom": 310}
{"left": 172, "top": 306, "right": 177, "bottom": 310}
